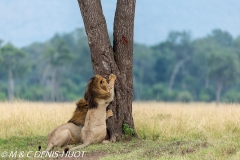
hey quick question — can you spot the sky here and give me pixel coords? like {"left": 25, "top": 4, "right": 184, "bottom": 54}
{"left": 0, "top": 0, "right": 240, "bottom": 47}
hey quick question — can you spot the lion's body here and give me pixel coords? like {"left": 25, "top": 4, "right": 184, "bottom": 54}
{"left": 46, "top": 99, "right": 88, "bottom": 151}
{"left": 46, "top": 74, "right": 116, "bottom": 151}
{"left": 80, "top": 105, "right": 107, "bottom": 144}
{"left": 71, "top": 74, "right": 116, "bottom": 150}
{"left": 46, "top": 123, "right": 82, "bottom": 151}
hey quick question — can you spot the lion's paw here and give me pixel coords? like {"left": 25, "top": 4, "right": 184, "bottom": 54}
{"left": 109, "top": 74, "right": 116, "bottom": 81}
{"left": 106, "top": 109, "right": 113, "bottom": 118}
{"left": 102, "top": 140, "right": 110, "bottom": 144}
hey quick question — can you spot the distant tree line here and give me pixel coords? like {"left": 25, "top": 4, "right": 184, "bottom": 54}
{"left": 0, "top": 28, "right": 240, "bottom": 103}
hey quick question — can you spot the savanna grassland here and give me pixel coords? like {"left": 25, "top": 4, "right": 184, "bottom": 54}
{"left": 1, "top": 101, "right": 240, "bottom": 159}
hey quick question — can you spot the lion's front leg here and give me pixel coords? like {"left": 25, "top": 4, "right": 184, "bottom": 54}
{"left": 107, "top": 74, "right": 116, "bottom": 102}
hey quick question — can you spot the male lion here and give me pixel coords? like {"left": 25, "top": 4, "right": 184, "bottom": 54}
{"left": 45, "top": 98, "right": 88, "bottom": 151}
{"left": 70, "top": 74, "right": 116, "bottom": 150}
{"left": 46, "top": 74, "right": 115, "bottom": 151}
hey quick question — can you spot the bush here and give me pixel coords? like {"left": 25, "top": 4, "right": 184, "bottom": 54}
{"left": 177, "top": 91, "right": 193, "bottom": 102}
{"left": 0, "top": 92, "right": 7, "bottom": 101}
{"left": 198, "top": 87, "right": 215, "bottom": 102}
{"left": 223, "top": 90, "right": 240, "bottom": 103}
{"left": 123, "top": 124, "right": 135, "bottom": 136}
{"left": 199, "top": 93, "right": 211, "bottom": 102}
{"left": 151, "top": 83, "right": 166, "bottom": 101}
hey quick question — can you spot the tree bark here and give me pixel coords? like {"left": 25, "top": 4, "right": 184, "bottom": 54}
{"left": 111, "top": 0, "right": 136, "bottom": 139}
{"left": 77, "top": 0, "right": 136, "bottom": 141}
{"left": 8, "top": 67, "right": 14, "bottom": 101}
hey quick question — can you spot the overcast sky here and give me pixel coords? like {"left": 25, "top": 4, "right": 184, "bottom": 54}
{"left": 0, "top": 0, "right": 240, "bottom": 47}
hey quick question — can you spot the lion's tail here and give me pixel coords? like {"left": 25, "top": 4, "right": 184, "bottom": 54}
{"left": 46, "top": 143, "right": 54, "bottom": 151}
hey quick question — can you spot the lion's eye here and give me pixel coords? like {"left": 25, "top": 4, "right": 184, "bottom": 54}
{"left": 100, "top": 80, "right": 103, "bottom": 84}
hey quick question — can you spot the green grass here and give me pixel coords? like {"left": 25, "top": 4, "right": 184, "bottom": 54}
{"left": 0, "top": 136, "right": 45, "bottom": 160}
{"left": 1, "top": 136, "right": 240, "bottom": 159}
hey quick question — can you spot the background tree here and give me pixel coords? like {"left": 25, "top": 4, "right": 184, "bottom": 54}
{"left": 207, "top": 49, "right": 240, "bottom": 105}
{"left": 77, "top": 0, "right": 137, "bottom": 140}
{"left": 41, "top": 35, "right": 73, "bottom": 101}
{"left": 133, "top": 44, "right": 156, "bottom": 100}
{"left": 203, "top": 29, "right": 239, "bottom": 105}
{"left": 0, "top": 43, "right": 28, "bottom": 101}
{"left": 152, "top": 31, "right": 192, "bottom": 93}
{"left": 1, "top": 28, "right": 240, "bottom": 103}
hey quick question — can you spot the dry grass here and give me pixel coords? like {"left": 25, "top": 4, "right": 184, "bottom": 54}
{"left": 0, "top": 101, "right": 75, "bottom": 139}
{"left": 133, "top": 102, "right": 240, "bottom": 141}
{"left": 1, "top": 101, "right": 240, "bottom": 141}
{"left": 1, "top": 101, "right": 240, "bottom": 159}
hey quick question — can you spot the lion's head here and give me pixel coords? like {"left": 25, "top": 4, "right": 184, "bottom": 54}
{"left": 84, "top": 75, "right": 111, "bottom": 109}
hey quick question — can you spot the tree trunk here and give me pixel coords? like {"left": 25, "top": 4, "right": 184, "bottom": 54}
{"left": 77, "top": 0, "right": 137, "bottom": 141}
{"left": 51, "top": 68, "right": 58, "bottom": 101}
{"left": 216, "top": 81, "right": 223, "bottom": 105}
{"left": 168, "top": 58, "right": 189, "bottom": 92}
{"left": 8, "top": 68, "right": 14, "bottom": 101}
{"left": 111, "top": 0, "right": 136, "bottom": 140}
